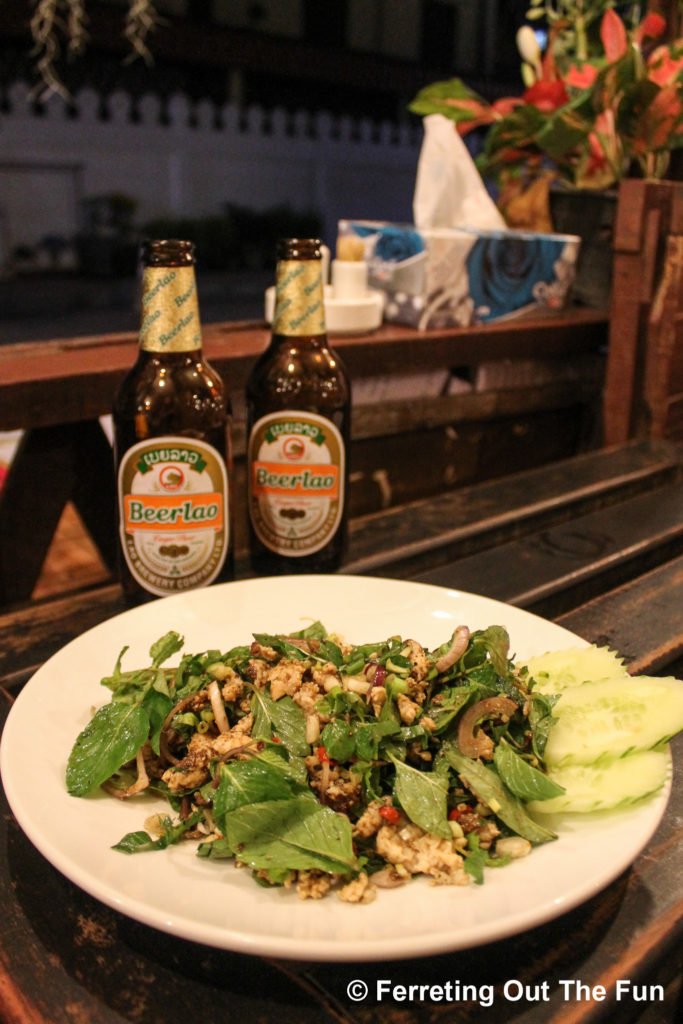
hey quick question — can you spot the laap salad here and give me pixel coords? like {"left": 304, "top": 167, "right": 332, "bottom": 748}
{"left": 65, "top": 621, "right": 683, "bottom": 904}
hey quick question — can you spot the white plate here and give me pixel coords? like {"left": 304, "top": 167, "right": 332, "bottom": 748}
{"left": 0, "top": 575, "right": 671, "bottom": 962}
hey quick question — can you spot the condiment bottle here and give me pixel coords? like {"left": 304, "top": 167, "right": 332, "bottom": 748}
{"left": 113, "top": 239, "right": 232, "bottom": 604}
{"left": 246, "top": 237, "right": 351, "bottom": 574}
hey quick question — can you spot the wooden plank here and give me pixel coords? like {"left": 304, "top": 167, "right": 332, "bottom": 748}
{"left": 0, "top": 309, "right": 608, "bottom": 432}
{"left": 345, "top": 405, "right": 595, "bottom": 517}
{"left": 0, "top": 585, "right": 125, "bottom": 691}
{"left": 344, "top": 439, "right": 683, "bottom": 576}
{"left": 604, "top": 179, "right": 683, "bottom": 446}
{"left": 413, "top": 480, "right": 683, "bottom": 618}
{"left": 556, "top": 554, "right": 683, "bottom": 675}
{"left": 642, "top": 235, "right": 683, "bottom": 438}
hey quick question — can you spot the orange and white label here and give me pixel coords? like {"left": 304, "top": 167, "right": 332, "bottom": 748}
{"left": 248, "top": 412, "right": 345, "bottom": 556}
{"left": 118, "top": 436, "right": 228, "bottom": 595}
{"left": 251, "top": 462, "right": 339, "bottom": 499}
{"left": 123, "top": 493, "right": 224, "bottom": 531}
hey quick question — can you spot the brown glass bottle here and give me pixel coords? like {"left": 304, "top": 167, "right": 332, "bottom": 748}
{"left": 246, "top": 238, "right": 351, "bottom": 575}
{"left": 113, "top": 239, "right": 233, "bottom": 605}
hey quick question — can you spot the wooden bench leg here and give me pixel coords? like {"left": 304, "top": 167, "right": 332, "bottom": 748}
{"left": 0, "top": 421, "right": 117, "bottom": 607}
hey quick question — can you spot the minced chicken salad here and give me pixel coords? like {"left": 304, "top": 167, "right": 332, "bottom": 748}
{"left": 66, "top": 621, "right": 683, "bottom": 904}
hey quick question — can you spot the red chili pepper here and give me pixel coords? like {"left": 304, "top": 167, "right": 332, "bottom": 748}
{"left": 272, "top": 735, "right": 281, "bottom": 744}
{"left": 379, "top": 805, "right": 401, "bottom": 824}
{"left": 317, "top": 745, "right": 330, "bottom": 763}
{"left": 448, "top": 807, "right": 465, "bottom": 820}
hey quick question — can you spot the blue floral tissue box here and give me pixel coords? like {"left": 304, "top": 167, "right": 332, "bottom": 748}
{"left": 338, "top": 220, "right": 581, "bottom": 329}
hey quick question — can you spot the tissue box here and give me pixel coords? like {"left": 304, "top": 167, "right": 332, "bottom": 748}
{"left": 337, "top": 220, "right": 581, "bottom": 329}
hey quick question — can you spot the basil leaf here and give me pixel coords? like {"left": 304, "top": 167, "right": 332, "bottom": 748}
{"left": 252, "top": 633, "right": 309, "bottom": 661}
{"left": 465, "top": 627, "right": 510, "bottom": 677}
{"left": 391, "top": 757, "right": 451, "bottom": 839}
{"left": 66, "top": 702, "right": 150, "bottom": 797}
{"left": 494, "top": 744, "right": 565, "bottom": 802}
{"left": 250, "top": 743, "right": 309, "bottom": 785}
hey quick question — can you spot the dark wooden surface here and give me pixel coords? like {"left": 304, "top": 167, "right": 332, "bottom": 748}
{"left": 1, "top": 437, "right": 682, "bottom": 1024}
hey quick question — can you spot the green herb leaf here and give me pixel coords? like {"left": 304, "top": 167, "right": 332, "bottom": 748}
{"left": 528, "top": 691, "right": 561, "bottom": 760}
{"left": 113, "top": 812, "right": 201, "bottom": 853}
{"left": 250, "top": 691, "right": 310, "bottom": 756}
{"left": 463, "top": 833, "right": 488, "bottom": 884}
{"left": 354, "top": 719, "right": 401, "bottom": 761}
{"left": 212, "top": 759, "right": 310, "bottom": 834}
{"left": 150, "top": 630, "right": 185, "bottom": 668}
{"left": 223, "top": 795, "right": 358, "bottom": 874}
{"left": 442, "top": 743, "right": 557, "bottom": 844}
{"left": 391, "top": 757, "right": 451, "bottom": 839}
{"left": 320, "top": 719, "right": 356, "bottom": 762}
{"left": 493, "top": 744, "right": 566, "bottom": 802}
{"left": 66, "top": 702, "right": 150, "bottom": 797}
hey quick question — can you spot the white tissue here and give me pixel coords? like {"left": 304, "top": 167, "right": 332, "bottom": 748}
{"left": 413, "top": 114, "right": 506, "bottom": 232}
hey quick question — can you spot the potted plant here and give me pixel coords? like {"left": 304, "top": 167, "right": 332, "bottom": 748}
{"left": 409, "top": 1, "right": 683, "bottom": 304}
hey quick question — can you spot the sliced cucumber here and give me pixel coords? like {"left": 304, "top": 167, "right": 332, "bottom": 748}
{"left": 527, "top": 748, "right": 670, "bottom": 814}
{"left": 544, "top": 675, "right": 683, "bottom": 767}
{"left": 519, "top": 645, "right": 627, "bottom": 695}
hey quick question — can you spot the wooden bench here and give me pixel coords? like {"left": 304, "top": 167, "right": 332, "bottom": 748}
{"left": 0, "top": 307, "right": 607, "bottom": 608}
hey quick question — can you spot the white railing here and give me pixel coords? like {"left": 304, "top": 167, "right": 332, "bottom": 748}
{"left": 0, "top": 84, "right": 422, "bottom": 256}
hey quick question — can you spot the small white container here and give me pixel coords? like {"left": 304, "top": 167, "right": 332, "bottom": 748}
{"left": 264, "top": 284, "right": 384, "bottom": 335}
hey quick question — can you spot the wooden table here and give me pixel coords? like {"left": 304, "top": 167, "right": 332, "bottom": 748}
{"left": 1, "top": 438, "right": 682, "bottom": 1024}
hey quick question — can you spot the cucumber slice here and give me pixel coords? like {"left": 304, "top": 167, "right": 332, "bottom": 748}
{"left": 527, "top": 748, "right": 670, "bottom": 814}
{"left": 544, "top": 675, "right": 683, "bottom": 767}
{"left": 519, "top": 646, "right": 627, "bottom": 695}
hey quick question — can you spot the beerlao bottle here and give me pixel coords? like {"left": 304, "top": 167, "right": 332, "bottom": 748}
{"left": 113, "top": 239, "right": 232, "bottom": 604}
{"left": 246, "top": 238, "right": 350, "bottom": 574}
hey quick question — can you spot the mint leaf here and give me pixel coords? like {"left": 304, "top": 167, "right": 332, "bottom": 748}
{"left": 493, "top": 744, "right": 565, "bottom": 802}
{"left": 66, "top": 702, "right": 150, "bottom": 797}
{"left": 150, "top": 630, "right": 185, "bottom": 668}
{"left": 212, "top": 759, "right": 310, "bottom": 834}
{"left": 391, "top": 757, "right": 451, "bottom": 839}
{"left": 223, "top": 795, "right": 358, "bottom": 874}
{"left": 442, "top": 743, "right": 557, "bottom": 844}
{"left": 250, "top": 691, "right": 309, "bottom": 756}
{"left": 113, "top": 812, "right": 201, "bottom": 853}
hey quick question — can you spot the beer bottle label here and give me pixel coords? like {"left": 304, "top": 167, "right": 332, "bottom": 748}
{"left": 248, "top": 412, "right": 345, "bottom": 557}
{"left": 139, "top": 266, "right": 201, "bottom": 352}
{"left": 118, "top": 436, "right": 229, "bottom": 596}
{"left": 273, "top": 260, "right": 326, "bottom": 337}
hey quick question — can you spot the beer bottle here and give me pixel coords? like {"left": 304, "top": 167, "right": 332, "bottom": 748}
{"left": 113, "top": 239, "right": 232, "bottom": 604}
{"left": 246, "top": 238, "right": 351, "bottom": 574}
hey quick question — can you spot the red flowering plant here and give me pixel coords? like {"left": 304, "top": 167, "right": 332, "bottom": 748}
{"left": 409, "top": 1, "right": 683, "bottom": 211}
